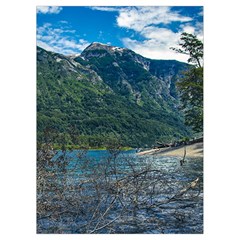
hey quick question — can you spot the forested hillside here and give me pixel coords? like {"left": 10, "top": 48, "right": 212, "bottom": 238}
{"left": 37, "top": 44, "right": 191, "bottom": 148}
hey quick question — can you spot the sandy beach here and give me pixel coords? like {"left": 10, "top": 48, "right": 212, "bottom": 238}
{"left": 137, "top": 142, "right": 203, "bottom": 158}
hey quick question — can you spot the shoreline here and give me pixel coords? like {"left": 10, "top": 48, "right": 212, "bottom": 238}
{"left": 137, "top": 142, "right": 203, "bottom": 158}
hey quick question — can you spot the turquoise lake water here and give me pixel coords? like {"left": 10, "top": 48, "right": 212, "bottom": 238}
{"left": 38, "top": 150, "right": 203, "bottom": 234}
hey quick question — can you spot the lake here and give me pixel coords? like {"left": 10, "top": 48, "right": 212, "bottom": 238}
{"left": 37, "top": 149, "right": 203, "bottom": 234}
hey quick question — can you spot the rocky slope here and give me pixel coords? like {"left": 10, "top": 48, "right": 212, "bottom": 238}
{"left": 37, "top": 43, "right": 191, "bottom": 147}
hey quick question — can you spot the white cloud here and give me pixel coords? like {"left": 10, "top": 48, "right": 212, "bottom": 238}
{"left": 198, "top": 11, "right": 204, "bottom": 17}
{"left": 122, "top": 37, "right": 189, "bottom": 62}
{"left": 59, "top": 20, "right": 68, "bottom": 24}
{"left": 37, "top": 40, "right": 57, "bottom": 53}
{"left": 37, "top": 22, "right": 90, "bottom": 55}
{"left": 90, "top": 7, "right": 119, "bottom": 12}
{"left": 141, "top": 27, "right": 179, "bottom": 42}
{"left": 37, "top": 6, "right": 62, "bottom": 15}
{"left": 114, "top": 6, "right": 202, "bottom": 62}
{"left": 117, "top": 7, "right": 192, "bottom": 32}
{"left": 90, "top": 6, "right": 202, "bottom": 61}
{"left": 194, "top": 22, "right": 204, "bottom": 41}
{"left": 180, "top": 22, "right": 203, "bottom": 40}
{"left": 89, "top": 6, "right": 203, "bottom": 60}
{"left": 122, "top": 23, "right": 203, "bottom": 62}
{"left": 180, "top": 25, "right": 195, "bottom": 35}
{"left": 37, "top": 6, "right": 203, "bottom": 61}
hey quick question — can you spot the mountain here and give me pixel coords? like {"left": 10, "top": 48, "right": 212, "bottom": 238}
{"left": 37, "top": 43, "right": 191, "bottom": 148}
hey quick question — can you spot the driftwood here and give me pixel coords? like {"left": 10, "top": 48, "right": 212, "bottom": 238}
{"left": 38, "top": 143, "right": 202, "bottom": 233}
{"left": 155, "top": 136, "right": 203, "bottom": 150}
{"left": 180, "top": 145, "right": 187, "bottom": 166}
{"left": 144, "top": 177, "right": 200, "bottom": 208}
{"left": 173, "top": 177, "right": 199, "bottom": 199}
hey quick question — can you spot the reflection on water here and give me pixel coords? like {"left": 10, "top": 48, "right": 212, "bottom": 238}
{"left": 37, "top": 150, "right": 203, "bottom": 234}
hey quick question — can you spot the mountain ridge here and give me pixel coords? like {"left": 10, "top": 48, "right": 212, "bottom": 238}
{"left": 37, "top": 44, "right": 191, "bottom": 148}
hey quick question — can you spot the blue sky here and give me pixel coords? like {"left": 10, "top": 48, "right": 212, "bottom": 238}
{"left": 37, "top": 6, "right": 203, "bottom": 62}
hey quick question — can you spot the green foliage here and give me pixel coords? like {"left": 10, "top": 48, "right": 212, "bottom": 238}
{"left": 37, "top": 46, "right": 192, "bottom": 148}
{"left": 149, "top": 60, "right": 189, "bottom": 99}
{"left": 171, "top": 33, "right": 203, "bottom": 132}
{"left": 171, "top": 32, "right": 203, "bottom": 68}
